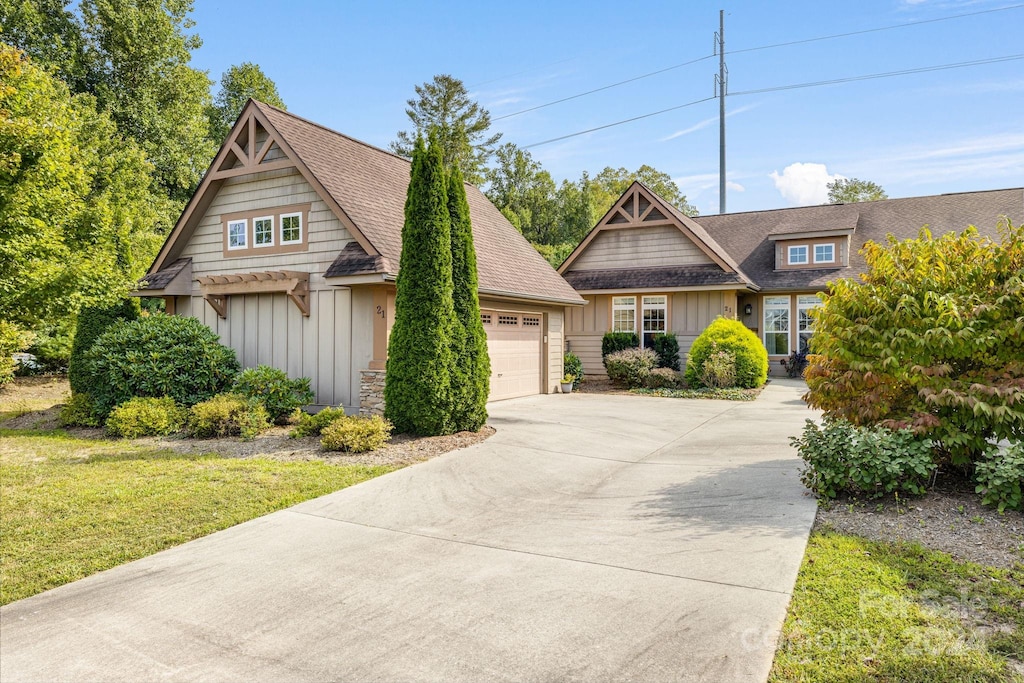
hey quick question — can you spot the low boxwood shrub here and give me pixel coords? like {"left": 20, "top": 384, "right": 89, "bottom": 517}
{"left": 188, "top": 393, "right": 271, "bottom": 440}
{"left": 643, "top": 367, "right": 683, "bottom": 389}
{"left": 58, "top": 393, "right": 102, "bottom": 427}
{"left": 564, "top": 352, "right": 584, "bottom": 388}
{"left": 974, "top": 443, "right": 1024, "bottom": 513}
{"left": 652, "top": 333, "right": 681, "bottom": 371}
{"left": 321, "top": 414, "right": 393, "bottom": 453}
{"left": 82, "top": 315, "right": 239, "bottom": 417}
{"left": 685, "top": 317, "right": 768, "bottom": 389}
{"left": 105, "top": 397, "right": 186, "bottom": 438}
{"left": 290, "top": 407, "right": 347, "bottom": 438}
{"left": 601, "top": 332, "right": 639, "bottom": 359}
{"left": 791, "top": 419, "right": 936, "bottom": 500}
{"left": 699, "top": 344, "right": 737, "bottom": 389}
{"left": 232, "top": 365, "right": 314, "bottom": 424}
{"left": 604, "top": 347, "right": 659, "bottom": 388}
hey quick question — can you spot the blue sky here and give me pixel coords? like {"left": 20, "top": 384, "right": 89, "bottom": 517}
{"left": 190, "top": 0, "right": 1024, "bottom": 215}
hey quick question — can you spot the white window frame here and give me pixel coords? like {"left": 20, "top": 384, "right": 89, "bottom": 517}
{"left": 253, "top": 215, "right": 275, "bottom": 248}
{"left": 763, "top": 295, "right": 791, "bottom": 356}
{"left": 641, "top": 295, "right": 667, "bottom": 348}
{"left": 280, "top": 212, "right": 303, "bottom": 244}
{"left": 813, "top": 243, "right": 834, "bottom": 264}
{"left": 227, "top": 219, "right": 248, "bottom": 250}
{"left": 797, "top": 294, "right": 821, "bottom": 352}
{"left": 788, "top": 245, "right": 808, "bottom": 265}
{"left": 612, "top": 296, "right": 636, "bottom": 334}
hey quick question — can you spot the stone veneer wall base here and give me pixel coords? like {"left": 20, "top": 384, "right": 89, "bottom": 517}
{"left": 359, "top": 369, "right": 386, "bottom": 416}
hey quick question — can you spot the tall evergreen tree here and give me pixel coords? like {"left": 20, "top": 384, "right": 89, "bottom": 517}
{"left": 384, "top": 135, "right": 456, "bottom": 435}
{"left": 447, "top": 165, "right": 491, "bottom": 431}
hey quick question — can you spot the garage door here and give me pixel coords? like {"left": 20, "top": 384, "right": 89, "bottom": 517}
{"left": 483, "top": 310, "right": 543, "bottom": 401}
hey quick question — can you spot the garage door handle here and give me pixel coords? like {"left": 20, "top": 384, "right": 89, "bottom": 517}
{"left": 496, "top": 373, "right": 503, "bottom": 377}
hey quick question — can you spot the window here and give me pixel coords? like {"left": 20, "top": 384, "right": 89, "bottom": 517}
{"left": 797, "top": 294, "right": 821, "bottom": 352}
{"left": 763, "top": 295, "right": 790, "bottom": 355}
{"left": 813, "top": 243, "right": 834, "bottom": 264}
{"left": 254, "top": 216, "right": 274, "bottom": 247}
{"left": 788, "top": 245, "right": 808, "bottom": 265}
{"left": 227, "top": 219, "right": 247, "bottom": 250}
{"left": 481, "top": 313, "right": 492, "bottom": 325}
{"left": 498, "top": 315, "right": 518, "bottom": 326}
{"left": 641, "top": 295, "right": 667, "bottom": 348}
{"left": 522, "top": 316, "right": 540, "bottom": 327}
{"left": 281, "top": 213, "right": 302, "bottom": 244}
{"left": 612, "top": 296, "right": 636, "bottom": 333}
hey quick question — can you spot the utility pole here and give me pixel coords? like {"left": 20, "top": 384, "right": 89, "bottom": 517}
{"left": 715, "top": 10, "right": 728, "bottom": 214}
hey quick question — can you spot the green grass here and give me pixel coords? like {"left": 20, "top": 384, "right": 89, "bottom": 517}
{"left": 629, "top": 386, "right": 761, "bottom": 401}
{"left": 770, "top": 529, "right": 1024, "bottom": 682}
{"left": 0, "top": 428, "right": 394, "bottom": 605}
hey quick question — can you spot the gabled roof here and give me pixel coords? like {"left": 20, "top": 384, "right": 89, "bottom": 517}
{"left": 557, "top": 181, "right": 758, "bottom": 291}
{"left": 148, "top": 100, "right": 583, "bottom": 306}
{"left": 697, "top": 187, "right": 1024, "bottom": 291}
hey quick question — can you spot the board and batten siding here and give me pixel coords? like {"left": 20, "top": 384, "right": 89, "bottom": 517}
{"left": 564, "top": 291, "right": 729, "bottom": 378}
{"left": 567, "top": 225, "right": 714, "bottom": 271}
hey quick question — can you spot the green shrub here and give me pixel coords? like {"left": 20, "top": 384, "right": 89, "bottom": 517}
{"left": 699, "top": 344, "right": 737, "bottom": 389}
{"left": 564, "top": 351, "right": 584, "bottom": 388}
{"left": 0, "top": 321, "right": 32, "bottom": 387}
{"left": 321, "top": 415, "right": 393, "bottom": 453}
{"left": 974, "top": 443, "right": 1024, "bottom": 513}
{"left": 58, "top": 393, "right": 102, "bottom": 427}
{"left": 290, "top": 407, "right": 347, "bottom": 438}
{"left": 652, "top": 333, "right": 681, "bottom": 370}
{"left": 643, "top": 367, "right": 683, "bottom": 389}
{"left": 232, "top": 365, "right": 314, "bottom": 424}
{"left": 602, "top": 332, "right": 639, "bottom": 358}
{"left": 105, "top": 397, "right": 185, "bottom": 438}
{"left": 791, "top": 419, "right": 936, "bottom": 500}
{"left": 604, "top": 347, "right": 659, "bottom": 388}
{"left": 685, "top": 317, "right": 767, "bottom": 389}
{"left": 187, "top": 393, "right": 270, "bottom": 440}
{"left": 82, "top": 315, "right": 239, "bottom": 417}
{"left": 69, "top": 299, "right": 139, "bottom": 395}
{"left": 780, "top": 348, "right": 809, "bottom": 379}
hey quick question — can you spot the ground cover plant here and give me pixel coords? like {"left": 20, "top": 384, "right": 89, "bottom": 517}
{"left": 770, "top": 529, "right": 1024, "bottom": 683}
{"left": 0, "top": 428, "right": 393, "bottom": 605}
{"left": 630, "top": 386, "right": 762, "bottom": 401}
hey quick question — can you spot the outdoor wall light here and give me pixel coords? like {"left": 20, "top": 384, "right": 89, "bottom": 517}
{"left": 744, "top": 303, "right": 753, "bottom": 316}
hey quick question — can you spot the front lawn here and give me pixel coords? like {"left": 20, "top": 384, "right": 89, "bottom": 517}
{"left": 0, "top": 428, "right": 393, "bottom": 605}
{"left": 770, "top": 529, "right": 1024, "bottom": 682}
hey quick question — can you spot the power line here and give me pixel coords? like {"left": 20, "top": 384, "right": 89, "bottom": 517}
{"left": 521, "top": 53, "right": 1023, "bottom": 149}
{"left": 522, "top": 97, "right": 715, "bottom": 149}
{"left": 731, "top": 3, "right": 1024, "bottom": 55}
{"left": 729, "top": 54, "right": 1024, "bottom": 97}
{"left": 491, "top": 3, "right": 1024, "bottom": 123}
{"left": 493, "top": 55, "right": 713, "bottom": 121}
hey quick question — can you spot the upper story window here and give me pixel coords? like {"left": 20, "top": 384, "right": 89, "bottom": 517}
{"left": 814, "top": 243, "right": 834, "bottom": 264}
{"left": 788, "top": 245, "right": 808, "bottom": 265}
{"left": 612, "top": 296, "right": 636, "bottom": 333}
{"left": 221, "top": 203, "right": 310, "bottom": 258}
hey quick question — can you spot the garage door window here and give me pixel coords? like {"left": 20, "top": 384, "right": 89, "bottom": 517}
{"left": 498, "top": 315, "right": 519, "bottom": 326}
{"left": 522, "top": 316, "right": 540, "bottom": 327}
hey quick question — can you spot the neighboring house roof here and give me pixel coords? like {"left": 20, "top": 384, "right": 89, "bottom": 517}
{"left": 697, "top": 188, "right": 1024, "bottom": 292}
{"left": 145, "top": 100, "right": 583, "bottom": 306}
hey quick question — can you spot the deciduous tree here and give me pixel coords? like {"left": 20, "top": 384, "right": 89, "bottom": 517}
{"left": 208, "top": 62, "right": 286, "bottom": 143}
{"left": 827, "top": 177, "right": 887, "bottom": 204}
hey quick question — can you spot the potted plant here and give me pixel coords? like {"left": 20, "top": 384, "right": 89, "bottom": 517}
{"left": 560, "top": 373, "right": 576, "bottom": 394}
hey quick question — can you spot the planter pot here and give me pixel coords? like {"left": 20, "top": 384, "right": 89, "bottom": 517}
{"left": 560, "top": 382, "right": 574, "bottom": 394}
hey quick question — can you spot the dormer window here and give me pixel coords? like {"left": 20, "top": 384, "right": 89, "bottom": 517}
{"left": 814, "top": 243, "right": 834, "bottom": 264}
{"left": 788, "top": 245, "right": 808, "bottom": 265}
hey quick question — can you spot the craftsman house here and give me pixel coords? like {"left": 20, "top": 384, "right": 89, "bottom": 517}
{"left": 559, "top": 183, "right": 1023, "bottom": 377}
{"left": 138, "top": 100, "right": 583, "bottom": 412}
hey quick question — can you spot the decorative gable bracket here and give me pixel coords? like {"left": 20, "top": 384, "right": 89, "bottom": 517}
{"left": 209, "top": 112, "right": 295, "bottom": 180}
{"left": 197, "top": 270, "right": 311, "bottom": 319}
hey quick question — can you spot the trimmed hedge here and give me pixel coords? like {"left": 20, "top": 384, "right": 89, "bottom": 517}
{"left": 81, "top": 315, "right": 239, "bottom": 417}
{"left": 652, "top": 333, "right": 681, "bottom": 371}
{"left": 685, "top": 317, "right": 767, "bottom": 389}
{"left": 69, "top": 299, "right": 139, "bottom": 395}
{"left": 232, "top": 365, "right": 313, "bottom": 424}
{"left": 602, "top": 332, "right": 639, "bottom": 358}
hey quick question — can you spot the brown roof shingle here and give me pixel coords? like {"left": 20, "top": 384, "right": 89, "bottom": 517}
{"left": 256, "top": 102, "right": 583, "bottom": 305}
{"left": 562, "top": 265, "right": 750, "bottom": 291}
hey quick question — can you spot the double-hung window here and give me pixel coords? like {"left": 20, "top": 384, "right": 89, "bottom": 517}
{"left": 641, "top": 295, "right": 667, "bottom": 348}
{"left": 763, "top": 295, "right": 790, "bottom": 355}
{"left": 254, "top": 216, "right": 274, "bottom": 247}
{"left": 227, "top": 219, "right": 247, "bottom": 250}
{"left": 788, "top": 245, "right": 808, "bottom": 265}
{"left": 612, "top": 296, "right": 636, "bottom": 333}
{"left": 797, "top": 295, "right": 821, "bottom": 352}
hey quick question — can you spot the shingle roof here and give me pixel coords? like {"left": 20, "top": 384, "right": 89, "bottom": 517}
{"left": 138, "top": 258, "right": 190, "bottom": 290}
{"left": 695, "top": 189, "right": 1024, "bottom": 291}
{"left": 255, "top": 102, "right": 583, "bottom": 305}
{"left": 562, "top": 265, "right": 750, "bottom": 291}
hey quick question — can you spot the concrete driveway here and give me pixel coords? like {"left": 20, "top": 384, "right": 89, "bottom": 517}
{"left": 1, "top": 380, "right": 818, "bottom": 683}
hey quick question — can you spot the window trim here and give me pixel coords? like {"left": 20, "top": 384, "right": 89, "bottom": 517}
{"left": 253, "top": 215, "right": 275, "bottom": 248}
{"left": 763, "top": 295, "right": 791, "bottom": 356}
{"left": 813, "top": 243, "right": 835, "bottom": 264}
{"left": 611, "top": 295, "right": 637, "bottom": 334}
{"left": 220, "top": 203, "right": 310, "bottom": 258}
{"left": 641, "top": 295, "right": 667, "bottom": 348}
{"left": 227, "top": 219, "right": 248, "bottom": 251}
{"left": 797, "top": 294, "right": 821, "bottom": 352}
{"left": 280, "top": 211, "right": 303, "bottom": 245}
{"left": 788, "top": 245, "right": 809, "bottom": 265}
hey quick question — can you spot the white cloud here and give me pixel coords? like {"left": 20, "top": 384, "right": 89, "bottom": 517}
{"left": 769, "top": 163, "right": 844, "bottom": 206}
{"left": 727, "top": 181, "right": 745, "bottom": 192}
